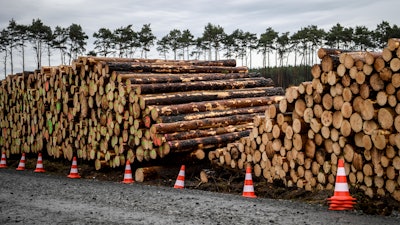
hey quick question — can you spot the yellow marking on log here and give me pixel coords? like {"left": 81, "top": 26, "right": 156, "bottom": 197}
{"left": 216, "top": 91, "right": 229, "bottom": 98}
{"left": 181, "top": 77, "right": 195, "bottom": 82}
{"left": 205, "top": 103, "right": 213, "bottom": 111}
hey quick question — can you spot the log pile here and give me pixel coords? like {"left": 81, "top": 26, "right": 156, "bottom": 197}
{"left": 209, "top": 38, "right": 400, "bottom": 202}
{"left": 0, "top": 57, "right": 284, "bottom": 170}
{"left": 0, "top": 70, "right": 46, "bottom": 157}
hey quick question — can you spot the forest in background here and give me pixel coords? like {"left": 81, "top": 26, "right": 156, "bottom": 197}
{"left": 250, "top": 65, "right": 312, "bottom": 89}
{"left": 1, "top": 18, "right": 399, "bottom": 88}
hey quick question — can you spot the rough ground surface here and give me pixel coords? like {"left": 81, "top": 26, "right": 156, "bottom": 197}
{"left": 1, "top": 156, "right": 400, "bottom": 224}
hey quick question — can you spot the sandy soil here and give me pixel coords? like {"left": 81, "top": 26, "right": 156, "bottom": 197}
{"left": 0, "top": 156, "right": 399, "bottom": 224}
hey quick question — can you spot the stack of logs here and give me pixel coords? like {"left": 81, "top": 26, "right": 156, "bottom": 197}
{"left": 0, "top": 70, "right": 46, "bottom": 157}
{"left": 0, "top": 57, "right": 284, "bottom": 170}
{"left": 209, "top": 38, "right": 400, "bottom": 202}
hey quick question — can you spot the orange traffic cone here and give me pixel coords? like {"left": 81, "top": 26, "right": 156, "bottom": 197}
{"left": 16, "top": 153, "right": 26, "bottom": 171}
{"left": 122, "top": 160, "right": 134, "bottom": 184}
{"left": 242, "top": 165, "right": 256, "bottom": 198}
{"left": 327, "top": 159, "right": 356, "bottom": 210}
{"left": 0, "top": 151, "right": 7, "bottom": 168}
{"left": 34, "top": 153, "right": 45, "bottom": 173}
{"left": 174, "top": 165, "right": 185, "bottom": 189}
{"left": 67, "top": 157, "right": 81, "bottom": 178}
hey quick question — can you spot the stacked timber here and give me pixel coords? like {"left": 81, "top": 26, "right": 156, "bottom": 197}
{"left": 210, "top": 38, "right": 400, "bottom": 202}
{"left": 0, "top": 71, "right": 45, "bottom": 156}
{"left": 0, "top": 57, "right": 284, "bottom": 170}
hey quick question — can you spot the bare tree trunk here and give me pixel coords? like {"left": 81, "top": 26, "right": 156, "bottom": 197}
{"left": 249, "top": 49, "right": 252, "bottom": 69}
{"left": 22, "top": 46, "right": 25, "bottom": 72}
{"left": 3, "top": 52, "right": 7, "bottom": 77}
{"left": 10, "top": 46, "right": 13, "bottom": 75}
{"left": 208, "top": 43, "right": 212, "bottom": 60}
{"left": 59, "top": 50, "right": 62, "bottom": 64}
{"left": 35, "top": 42, "right": 40, "bottom": 69}
{"left": 48, "top": 45, "right": 51, "bottom": 66}
{"left": 262, "top": 51, "right": 266, "bottom": 69}
{"left": 68, "top": 49, "right": 72, "bottom": 65}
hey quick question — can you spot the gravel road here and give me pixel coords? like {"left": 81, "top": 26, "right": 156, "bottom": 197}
{"left": 0, "top": 169, "right": 399, "bottom": 225}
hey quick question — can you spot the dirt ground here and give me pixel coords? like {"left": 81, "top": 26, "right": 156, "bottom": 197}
{"left": 2, "top": 169, "right": 400, "bottom": 225}
{"left": 2, "top": 153, "right": 400, "bottom": 218}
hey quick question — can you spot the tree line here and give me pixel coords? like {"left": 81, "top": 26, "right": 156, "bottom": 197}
{"left": 1, "top": 18, "right": 400, "bottom": 78}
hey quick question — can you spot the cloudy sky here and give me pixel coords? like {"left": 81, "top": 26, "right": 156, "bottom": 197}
{"left": 0, "top": 0, "right": 399, "bottom": 74}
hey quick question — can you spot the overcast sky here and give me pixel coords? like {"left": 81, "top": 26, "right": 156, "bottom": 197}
{"left": 0, "top": 0, "right": 399, "bottom": 74}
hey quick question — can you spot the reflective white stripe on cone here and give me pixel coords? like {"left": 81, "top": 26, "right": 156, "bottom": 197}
{"left": 16, "top": 153, "right": 26, "bottom": 171}
{"left": 34, "top": 153, "right": 45, "bottom": 173}
{"left": 242, "top": 165, "right": 256, "bottom": 198}
{"left": 122, "top": 160, "right": 134, "bottom": 184}
{"left": 174, "top": 165, "right": 185, "bottom": 189}
{"left": 0, "top": 152, "right": 7, "bottom": 168}
{"left": 67, "top": 157, "right": 81, "bottom": 178}
{"left": 327, "top": 159, "right": 356, "bottom": 210}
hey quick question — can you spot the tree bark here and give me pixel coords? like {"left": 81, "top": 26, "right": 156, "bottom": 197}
{"left": 163, "top": 124, "right": 253, "bottom": 141}
{"left": 105, "top": 62, "right": 247, "bottom": 74}
{"left": 143, "top": 87, "right": 284, "bottom": 106}
{"left": 115, "top": 72, "right": 252, "bottom": 84}
{"left": 151, "top": 113, "right": 258, "bottom": 134}
{"left": 150, "top": 95, "right": 284, "bottom": 117}
{"left": 158, "top": 105, "right": 270, "bottom": 123}
{"left": 132, "top": 77, "right": 275, "bottom": 94}
{"left": 167, "top": 130, "right": 251, "bottom": 152}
